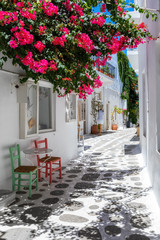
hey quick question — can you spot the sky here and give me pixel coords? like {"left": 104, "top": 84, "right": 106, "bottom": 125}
{"left": 93, "top": 0, "right": 135, "bottom": 67}
{"left": 93, "top": 0, "right": 134, "bottom": 14}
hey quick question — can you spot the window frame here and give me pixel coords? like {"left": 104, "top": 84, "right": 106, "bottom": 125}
{"left": 19, "top": 79, "right": 56, "bottom": 139}
{"left": 65, "top": 93, "right": 77, "bottom": 122}
{"left": 38, "top": 80, "right": 55, "bottom": 133}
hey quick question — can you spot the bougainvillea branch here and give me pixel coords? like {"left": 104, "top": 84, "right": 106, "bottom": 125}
{"left": 0, "top": 0, "right": 155, "bottom": 99}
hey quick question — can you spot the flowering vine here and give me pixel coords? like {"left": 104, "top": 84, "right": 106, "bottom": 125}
{"left": 0, "top": 0, "right": 155, "bottom": 99}
{"left": 117, "top": 52, "right": 139, "bottom": 124}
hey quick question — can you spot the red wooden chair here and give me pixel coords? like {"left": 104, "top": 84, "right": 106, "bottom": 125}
{"left": 34, "top": 138, "right": 62, "bottom": 184}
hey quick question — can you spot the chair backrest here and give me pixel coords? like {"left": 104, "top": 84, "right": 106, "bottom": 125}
{"left": 34, "top": 138, "right": 48, "bottom": 161}
{"left": 9, "top": 144, "right": 21, "bottom": 173}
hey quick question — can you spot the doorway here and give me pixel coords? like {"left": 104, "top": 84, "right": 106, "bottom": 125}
{"left": 106, "top": 102, "right": 110, "bottom": 130}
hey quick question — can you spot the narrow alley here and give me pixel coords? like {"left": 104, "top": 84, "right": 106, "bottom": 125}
{"left": 0, "top": 128, "right": 160, "bottom": 240}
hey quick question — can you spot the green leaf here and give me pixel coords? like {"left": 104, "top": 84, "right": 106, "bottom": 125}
{"left": 146, "top": 12, "right": 150, "bottom": 18}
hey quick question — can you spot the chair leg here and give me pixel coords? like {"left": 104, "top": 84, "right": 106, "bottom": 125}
{"left": 18, "top": 174, "right": 21, "bottom": 191}
{"left": 49, "top": 162, "right": 52, "bottom": 184}
{"left": 36, "top": 169, "right": 38, "bottom": 191}
{"left": 46, "top": 163, "right": 48, "bottom": 178}
{"left": 12, "top": 174, "right": 15, "bottom": 191}
{"left": 59, "top": 160, "right": 62, "bottom": 179}
{"left": 38, "top": 167, "right": 41, "bottom": 181}
{"left": 29, "top": 173, "right": 32, "bottom": 198}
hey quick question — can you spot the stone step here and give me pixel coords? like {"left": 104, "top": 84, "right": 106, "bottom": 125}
{"left": 2, "top": 228, "right": 32, "bottom": 240}
{"left": 0, "top": 190, "right": 15, "bottom": 210}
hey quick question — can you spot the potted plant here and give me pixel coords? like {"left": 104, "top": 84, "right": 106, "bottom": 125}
{"left": 100, "top": 67, "right": 104, "bottom": 73}
{"left": 110, "top": 73, "right": 115, "bottom": 78}
{"left": 91, "top": 96, "right": 103, "bottom": 134}
{"left": 137, "top": 123, "right": 139, "bottom": 136}
{"left": 101, "top": 67, "right": 105, "bottom": 73}
{"left": 111, "top": 107, "right": 123, "bottom": 130}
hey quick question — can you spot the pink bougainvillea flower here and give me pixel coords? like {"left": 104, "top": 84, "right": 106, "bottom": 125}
{"left": 40, "top": 0, "right": 58, "bottom": 16}
{"left": 62, "top": 0, "right": 72, "bottom": 11}
{"left": 19, "top": 9, "right": 36, "bottom": 20}
{"left": 49, "top": 60, "right": 57, "bottom": 71}
{"left": 70, "top": 15, "right": 77, "bottom": 25}
{"left": 16, "top": 2, "right": 25, "bottom": 8}
{"left": 91, "top": 16, "right": 105, "bottom": 27}
{"left": 39, "top": 26, "right": 47, "bottom": 35}
{"left": 138, "top": 22, "right": 147, "bottom": 30}
{"left": 117, "top": 6, "right": 123, "bottom": 13}
{"left": 9, "top": 39, "right": 18, "bottom": 48}
{"left": 73, "top": 3, "right": 83, "bottom": 16}
{"left": 75, "top": 33, "right": 94, "bottom": 53}
{"left": 102, "top": 4, "right": 106, "bottom": 12}
{"left": 60, "top": 27, "right": 69, "bottom": 35}
{"left": 53, "top": 35, "right": 67, "bottom": 47}
{"left": 34, "top": 41, "right": 45, "bottom": 52}
{"left": 14, "top": 28, "right": 34, "bottom": 45}
{"left": 62, "top": 77, "right": 72, "bottom": 81}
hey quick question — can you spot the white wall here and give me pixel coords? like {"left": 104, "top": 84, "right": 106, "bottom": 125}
{"left": 105, "top": 54, "right": 124, "bottom": 129}
{"left": 138, "top": 0, "right": 160, "bottom": 206}
{"left": 0, "top": 68, "right": 78, "bottom": 190}
{"left": 86, "top": 96, "right": 92, "bottom": 134}
{"left": 105, "top": 88, "right": 123, "bottom": 129}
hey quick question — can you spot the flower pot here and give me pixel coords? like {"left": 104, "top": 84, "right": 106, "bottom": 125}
{"left": 91, "top": 125, "right": 99, "bottom": 134}
{"left": 112, "top": 124, "right": 118, "bottom": 130}
{"left": 126, "top": 121, "right": 130, "bottom": 128}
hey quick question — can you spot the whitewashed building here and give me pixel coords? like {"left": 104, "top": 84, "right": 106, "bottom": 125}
{"left": 103, "top": 55, "right": 125, "bottom": 130}
{"left": 129, "top": 0, "right": 160, "bottom": 206}
{"left": 0, "top": 58, "right": 78, "bottom": 190}
{"left": 78, "top": 54, "right": 125, "bottom": 135}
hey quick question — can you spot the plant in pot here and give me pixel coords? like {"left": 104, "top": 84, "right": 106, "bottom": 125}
{"left": 91, "top": 96, "right": 103, "bottom": 134}
{"left": 104, "top": 65, "right": 110, "bottom": 76}
{"left": 101, "top": 67, "right": 105, "bottom": 73}
{"left": 111, "top": 107, "right": 123, "bottom": 130}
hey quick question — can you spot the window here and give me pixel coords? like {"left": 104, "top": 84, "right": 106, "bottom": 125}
{"left": 94, "top": 57, "right": 116, "bottom": 78}
{"left": 78, "top": 100, "right": 86, "bottom": 122}
{"left": 27, "top": 83, "right": 38, "bottom": 136}
{"left": 65, "top": 93, "right": 76, "bottom": 122}
{"left": 106, "top": 62, "right": 116, "bottom": 77}
{"left": 19, "top": 80, "right": 55, "bottom": 138}
{"left": 39, "top": 86, "right": 52, "bottom": 131}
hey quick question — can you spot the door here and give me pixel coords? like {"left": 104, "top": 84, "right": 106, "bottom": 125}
{"left": 106, "top": 102, "right": 110, "bottom": 130}
{"left": 78, "top": 100, "right": 86, "bottom": 135}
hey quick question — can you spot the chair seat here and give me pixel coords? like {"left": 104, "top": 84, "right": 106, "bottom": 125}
{"left": 14, "top": 166, "right": 37, "bottom": 173}
{"left": 39, "top": 156, "right": 61, "bottom": 163}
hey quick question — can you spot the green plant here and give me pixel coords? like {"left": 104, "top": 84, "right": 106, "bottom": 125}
{"left": 91, "top": 95, "right": 103, "bottom": 125}
{"left": 117, "top": 52, "right": 139, "bottom": 124}
{"left": 0, "top": 0, "right": 155, "bottom": 99}
{"left": 111, "top": 106, "right": 123, "bottom": 123}
{"left": 104, "top": 65, "right": 109, "bottom": 73}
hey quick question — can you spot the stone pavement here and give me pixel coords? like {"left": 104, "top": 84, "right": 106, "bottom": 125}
{"left": 0, "top": 128, "right": 160, "bottom": 240}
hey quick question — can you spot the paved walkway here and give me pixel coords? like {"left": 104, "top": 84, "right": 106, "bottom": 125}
{"left": 0, "top": 128, "right": 160, "bottom": 240}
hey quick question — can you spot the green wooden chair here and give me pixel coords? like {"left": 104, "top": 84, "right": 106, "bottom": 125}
{"left": 9, "top": 144, "right": 38, "bottom": 198}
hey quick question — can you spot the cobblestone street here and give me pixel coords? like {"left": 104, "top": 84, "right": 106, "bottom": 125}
{"left": 0, "top": 128, "right": 160, "bottom": 240}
